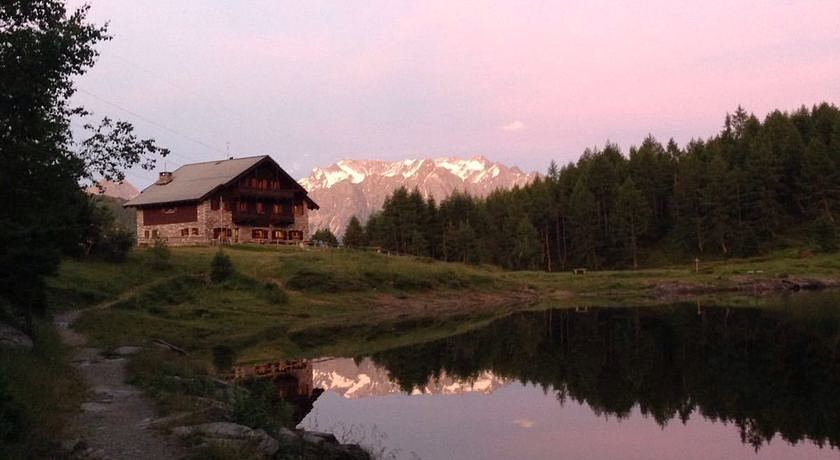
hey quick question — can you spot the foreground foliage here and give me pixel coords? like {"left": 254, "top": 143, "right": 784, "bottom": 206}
{"left": 0, "top": 323, "right": 85, "bottom": 459}
{"left": 0, "top": 0, "right": 166, "bottom": 327}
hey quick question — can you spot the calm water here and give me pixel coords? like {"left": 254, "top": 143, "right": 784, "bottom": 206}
{"left": 277, "top": 298, "right": 840, "bottom": 459}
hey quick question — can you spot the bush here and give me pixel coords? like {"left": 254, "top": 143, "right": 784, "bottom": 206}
{"left": 813, "top": 213, "right": 838, "bottom": 253}
{"left": 112, "top": 275, "right": 202, "bottom": 311}
{"left": 148, "top": 237, "right": 171, "bottom": 267}
{"left": 212, "top": 345, "right": 237, "bottom": 373}
{"left": 92, "top": 226, "right": 135, "bottom": 262}
{"left": 232, "top": 379, "right": 293, "bottom": 432}
{"left": 262, "top": 282, "right": 289, "bottom": 305}
{"left": 83, "top": 200, "right": 135, "bottom": 262}
{"left": 311, "top": 228, "right": 339, "bottom": 247}
{"left": 286, "top": 269, "right": 344, "bottom": 292}
{"left": 210, "top": 251, "right": 235, "bottom": 284}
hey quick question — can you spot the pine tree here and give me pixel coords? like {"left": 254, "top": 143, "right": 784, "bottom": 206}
{"left": 802, "top": 138, "right": 837, "bottom": 220}
{"left": 511, "top": 216, "right": 542, "bottom": 270}
{"left": 343, "top": 216, "right": 366, "bottom": 247}
{"left": 312, "top": 228, "right": 339, "bottom": 247}
{"left": 615, "top": 178, "right": 651, "bottom": 269}
{"left": 705, "top": 153, "right": 734, "bottom": 254}
{"left": 568, "top": 177, "right": 599, "bottom": 268}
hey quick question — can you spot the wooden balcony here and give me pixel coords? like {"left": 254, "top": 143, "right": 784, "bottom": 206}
{"left": 230, "top": 186, "right": 296, "bottom": 199}
{"left": 231, "top": 209, "right": 295, "bottom": 226}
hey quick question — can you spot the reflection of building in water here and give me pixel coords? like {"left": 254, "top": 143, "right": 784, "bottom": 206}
{"left": 233, "top": 359, "right": 324, "bottom": 425}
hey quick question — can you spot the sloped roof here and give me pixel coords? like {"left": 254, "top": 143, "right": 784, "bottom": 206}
{"left": 124, "top": 155, "right": 317, "bottom": 208}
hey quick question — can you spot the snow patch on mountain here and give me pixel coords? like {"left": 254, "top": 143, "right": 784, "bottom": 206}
{"left": 300, "top": 156, "right": 535, "bottom": 236}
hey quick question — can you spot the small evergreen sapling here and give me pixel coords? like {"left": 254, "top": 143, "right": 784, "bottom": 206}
{"left": 210, "top": 250, "right": 235, "bottom": 283}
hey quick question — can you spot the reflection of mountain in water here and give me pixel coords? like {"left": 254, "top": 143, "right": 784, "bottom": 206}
{"left": 365, "top": 298, "right": 840, "bottom": 450}
{"left": 313, "top": 358, "right": 509, "bottom": 399}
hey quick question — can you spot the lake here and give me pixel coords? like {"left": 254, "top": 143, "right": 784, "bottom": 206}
{"left": 279, "top": 297, "right": 840, "bottom": 459}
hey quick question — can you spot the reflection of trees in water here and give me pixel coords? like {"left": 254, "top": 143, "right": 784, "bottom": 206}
{"left": 369, "top": 302, "right": 840, "bottom": 450}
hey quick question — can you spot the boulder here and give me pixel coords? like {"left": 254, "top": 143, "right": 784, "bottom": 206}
{"left": 172, "top": 422, "right": 279, "bottom": 457}
{"left": 301, "top": 430, "right": 338, "bottom": 445}
{"left": 273, "top": 428, "right": 371, "bottom": 460}
{"left": 112, "top": 345, "right": 143, "bottom": 356}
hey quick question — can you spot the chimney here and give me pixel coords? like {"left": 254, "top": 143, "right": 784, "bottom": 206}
{"left": 156, "top": 171, "right": 173, "bottom": 185}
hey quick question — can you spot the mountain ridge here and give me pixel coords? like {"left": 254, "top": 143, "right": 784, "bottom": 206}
{"left": 300, "top": 156, "right": 536, "bottom": 236}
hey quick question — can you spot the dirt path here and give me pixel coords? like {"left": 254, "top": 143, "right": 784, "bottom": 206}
{"left": 54, "top": 294, "right": 184, "bottom": 459}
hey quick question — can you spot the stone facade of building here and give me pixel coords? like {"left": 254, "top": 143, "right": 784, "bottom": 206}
{"left": 136, "top": 198, "right": 310, "bottom": 246}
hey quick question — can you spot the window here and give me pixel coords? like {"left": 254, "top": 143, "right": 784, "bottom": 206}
{"left": 294, "top": 204, "right": 304, "bottom": 216}
{"left": 271, "top": 230, "right": 285, "bottom": 240}
{"left": 259, "top": 179, "right": 268, "bottom": 190}
{"left": 180, "top": 228, "right": 189, "bottom": 237}
{"left": 191, "top": 228, "right": 199, "bottom": 236}
{"left": 289, "top": 230, "right": 303, "bottom": 240}
{"left": 272, "top": 203, "right": 282, "bottom": 215}
{"left": 210, "top": 197, "right": 220, "bottom": 210}
{"left": 223, "top": 200, "right": 231, "bottom": 211}
{"left": 256, "top": 202, "right": 265, "bottom": 214}
{"left": 163, "top": 207, "right": 176, "bottom": 214}
{"left": 251, "top": 229, "right": 268, "bottom": 239}
{"left": 152, "top": 229, "right": 160, "bottom": 238}
{"left": 144, "top": 230, "right": 150, "bottom": 239}
{"left": 271, "top": 180, "right": 279, "bottom": 190}
{"left": 238, "top": 201, "right": 248, "bottom": 212}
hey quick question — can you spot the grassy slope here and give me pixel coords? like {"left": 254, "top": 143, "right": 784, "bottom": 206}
{"left": 505, "top": 248, "right": 840, "bottom": 307}
{"left": 51, "top": 245, "right": 840, "bottom": 363}
{"left": 55, "top": 246, "right": 521, "bottom": 363}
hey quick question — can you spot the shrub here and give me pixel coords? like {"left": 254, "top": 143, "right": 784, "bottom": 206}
{"left": 89, "top": 226, "right": 135, "bottom": 262}
{"left": 212, "top": 345, "right": 237, "bottom": 373}
{"left": 112, "top": 275, "right": 202, "bottom": 310}
{"left": 148, "top": 237, "right": 171, "bottom": 268}
{"left": 286, "top": 269, "right": 343, "bottom": 292}
{"left": 311, "top": 228, "right": 339, "bottom": 247}
{"left": 262, "top": 282, "right": 289, "bottom": 305}
{"left": 83, "top": 201, "right": 135, "bottom": 262}
{"left": 232, "top": 379, "right": 293, "bottom": 432}
{"left": 813, "top": 213, "right": 838, "bottom": 253}
{"left": 210, "top": 251, "right": 235, "bottom": 284}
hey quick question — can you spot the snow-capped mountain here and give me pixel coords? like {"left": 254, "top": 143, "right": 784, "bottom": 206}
{"left": 299, "top": 156, "right": 535, "bottom": 236}
{"left": 313, "top": 358, "right": 510, "bottom": 399}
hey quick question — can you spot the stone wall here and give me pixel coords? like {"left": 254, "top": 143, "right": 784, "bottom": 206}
{"left": 135, "top": 206, "right": 204, "bottom": 246}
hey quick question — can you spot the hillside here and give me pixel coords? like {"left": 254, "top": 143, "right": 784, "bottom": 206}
{"left": 299, "top": 156, "right": 535, "bottom": 236}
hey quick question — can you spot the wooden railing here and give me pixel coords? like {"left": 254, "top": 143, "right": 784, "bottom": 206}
{"left": 231, "top": 209, "right": 295, "bottom": 225}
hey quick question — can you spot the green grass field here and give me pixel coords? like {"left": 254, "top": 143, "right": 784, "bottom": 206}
{"left": 46, "top": 244, "right": 840, "bottom": 364}
{"left": 51, "top": 245, "right": 522, "bottom": 363}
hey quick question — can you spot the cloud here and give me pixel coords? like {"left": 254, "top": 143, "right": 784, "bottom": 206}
{"left": 500, "top": 120, "right": 525, "bottom": 132}
{"left": 513, "top": 418, "right": 535, "bottom": 428}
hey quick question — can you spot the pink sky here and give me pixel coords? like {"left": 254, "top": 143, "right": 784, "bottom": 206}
{"left": 71, "top": 0, "right": 840, "bottom": 186}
